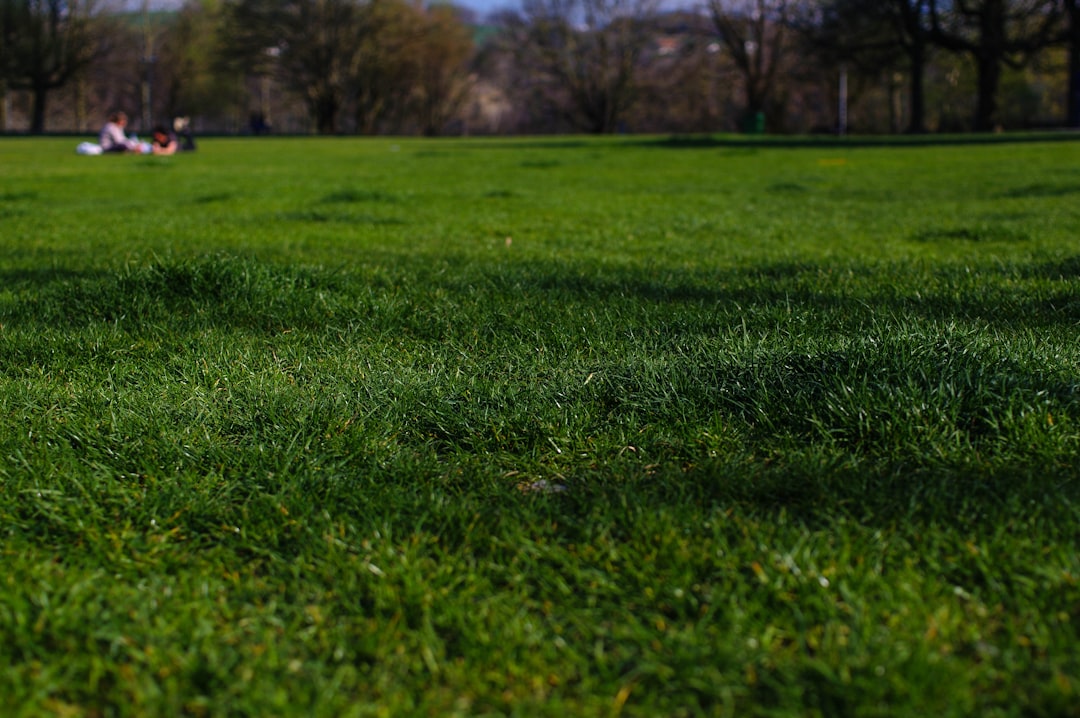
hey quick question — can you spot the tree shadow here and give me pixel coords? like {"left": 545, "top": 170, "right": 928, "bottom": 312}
{"left": 320, "top": 189, "right": 402, "bottom": 204}
{"left": 417, "top": 256, "right": 1079, "bottom": 330}
{"left": 909, "top": 226, "right": 1031, "bottom": 243}
{"left": 2, "top": 254, "right": 1077, "bottom": 530}
{"left": 457, "top": 133, "right": 1080, "bottom": 153}
{"left": 615, "top": 452, "right": 1080, "bottom": 532}
{"left": 274, "top": 210, "right": 408, "bottom": 225}
{"left": 0, "top": 266, "right": 113, "bottom": 292}
{"left": 0, "top": 191, "right": 39, "bottom": 202}
{"left": 643, "top": 131, "right": 1080, "bottom": 150}
{"left": 3, "top": 252, "right": 1077, "bottom": 335}
{"left": 1022, "top": 255, "right": 1080, "bottom": 280}
{"left": 191, "top": 192, "right": 237, "bottom": 205}
{"left": 996, "top": 182, "right": 1080, "bottom": 199}
{"left": 0, "top": 257, "right": 342, "bottom": 334}
{"left": 451, "top": 140, "right": 591, "bottom": 152}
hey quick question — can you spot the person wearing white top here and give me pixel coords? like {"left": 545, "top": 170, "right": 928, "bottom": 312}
{"left": 99, "top": 111, "right": 142, "bottom": 153}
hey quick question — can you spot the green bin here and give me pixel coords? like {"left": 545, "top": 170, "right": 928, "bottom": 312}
{"left": 742, "top": 111, "right": 765, "bottom": 135}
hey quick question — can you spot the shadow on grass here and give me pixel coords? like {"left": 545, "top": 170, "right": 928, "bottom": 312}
{"left": 997, "top": 182, "right": 1080, "bottom": 199}
{"left": 0, "top": 256, "right": 347, "bottom": 333}
{"left": 2, "top": 254, "right": 1078, "bottom": 531}
{"left": 449, "top": 140, "right": 592, "bottom": 152}
{"left": 642, "top": 131, "right": 1080, "bottom": 150}
{"left": 3, "top": 253, "right": 1079, "bottom": 333}
{"left": 458, "top": 133, "right": 1080, "bottom": 153}
{"left": 320, "top": 189, "right": 402, "bottom": 204}
{"left": 0, "top": 266, "right": 112, "bottom": 289}
{"left": 191, "top": 192, "right": 237, "bottom": 205}
{"left": 0, "top": 191, "right": 39, "bottom": 202}
{"left": 1023, "top": 255, "right": 1080, "bottom": 280}
{"left": 275, "top": 210, "right": 408, "bottom": 225}
{"left": 453, "top": 258, "right": 1080, "bottom": 329}
{"left": 910, "top": 226, "right": 1031, "bottom": 243}
{"left": 621, "top": 456, "right": 1080, "bottom": 531}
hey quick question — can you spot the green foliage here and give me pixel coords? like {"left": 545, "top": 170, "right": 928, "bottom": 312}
{"left": 352, "top": 0, "right": 475, "bottom": 135}
{"left": 217, "top": 0, "right": 476, "bottom": 135}
{"left": 158, "top": 0, "right": 244, "bottom": 121}
{"left": 0, "top": 135, "right": 1078, "bottom": 716}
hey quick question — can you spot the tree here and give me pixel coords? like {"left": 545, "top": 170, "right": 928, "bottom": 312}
{"left": 157, "top": 0, "right": 243, "bottom": 125}
{"left": 1063, "top": 0, "right": 1080, "bottom": 126}
{"left": 633, "top": 10, "right": 726, "bottom": 133}
{"left": 708, "top": 0, "right": 797, "bottom": 131}
{"left": 410, "top": 4, "right": 475, "bottom": 136}
{"left": 509, "top": 0, "right": 659, "bottom": 133}
{"left": 800, "top": 0, "right": 932, "bottom": 133}
{"left": 889, "top": 0, "right": 934, "bottom": 132}
{"left": 929, "top": 0, "right": 1060, "bottom": 131}
{"left": 0, "top": 0, "right": 100, "bottom": 133}
{"left": 222, "top": 0, "right": 362, "bottom": 133}
{"left": 350, "top": 0, "right": 428, "bottom": 134}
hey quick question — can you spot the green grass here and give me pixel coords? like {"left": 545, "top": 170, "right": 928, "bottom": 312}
{"left": 1, "top": 135, "right": 1078, "bottom": 717}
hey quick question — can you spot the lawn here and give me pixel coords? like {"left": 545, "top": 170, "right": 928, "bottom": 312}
{"left": 0, "top": 135, "right": 1078, "bottom": 717}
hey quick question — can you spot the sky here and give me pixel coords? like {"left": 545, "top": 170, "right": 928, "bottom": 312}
{"left": 450, "top": 0, "right": 519, "bottom": 14}
{"left": 131, "top": 0, "right": 522, "bottom": 18}
{"left": 129, "top": 0, "right": 699, "bottom": 23}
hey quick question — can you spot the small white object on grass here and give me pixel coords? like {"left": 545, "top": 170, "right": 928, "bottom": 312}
{"left": 516, "top": 479, "right": 567, "bottom": 494}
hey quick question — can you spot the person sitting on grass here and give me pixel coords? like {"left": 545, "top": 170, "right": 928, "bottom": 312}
{"left": 99, "top": 111, "right": 145, "bottom": 153}
{"left": 173, "top": 116, "right": 197, "bottom": 151}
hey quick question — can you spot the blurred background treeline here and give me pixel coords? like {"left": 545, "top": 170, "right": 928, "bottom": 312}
{"left": 2, "top": 0, "right": 1078, "bottom": 136}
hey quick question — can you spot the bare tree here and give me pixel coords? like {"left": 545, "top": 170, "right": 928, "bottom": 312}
{"left": 0, "top": 0, "right": 101, "bottom": 133}
{"left": 708, "top": 0, "right": 796, "bottom": 131}
{"left": 633, "top": 10, "right": 726, "bottom": 132}
{"left": 222, "top": 0, "right": 362, "bottom": 133}
{"left": 510, "top": 0, "right": 659, "bottom": 133}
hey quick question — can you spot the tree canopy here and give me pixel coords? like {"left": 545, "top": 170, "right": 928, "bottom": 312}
{"left": 1, "top": 0, "right": 100, "bottom": 133}
{"left": 2, "top": 0, "right": 1078, "bottom": 135}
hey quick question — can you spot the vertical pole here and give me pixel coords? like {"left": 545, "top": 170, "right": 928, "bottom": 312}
{"left": 1071, "top": 68, "right": 1080, "bottom": 128}
{"left": 141, "top": 0, "right": 154, "bottom": 131}
{"left": 75, "top": 75, "right": 87, "bottom": 132}
{"left": 262, "top": 75, "right": 271, "bottom": 129}
{"left": 838, "top": 64, "right": 848, "bottom": 135}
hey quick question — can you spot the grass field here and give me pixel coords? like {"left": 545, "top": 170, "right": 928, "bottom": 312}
{"left": 1, "top": 135, "right": 1078, "bottom": 717}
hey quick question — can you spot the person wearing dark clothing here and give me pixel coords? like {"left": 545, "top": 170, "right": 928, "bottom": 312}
{"left": 151, "top": 125, "right": 178, "bottom": 155}
{"left": 173, "top": 116, "right": 197, "bottom": 151}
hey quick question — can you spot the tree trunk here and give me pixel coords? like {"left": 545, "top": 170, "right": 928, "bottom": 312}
{"left": 587, "top": 101, "right": 614, "bottom": 133}
{"left": 30, "top": 85, "right": 48, "bottom": 134}
{"left": 907, "top": 35, "right": 926, "bottom": 133}
{"left": 1070, "top": 42, "right": 1080, "bottom": 128}
{"left": 889, "top": 72, "right": 901, "bottom": 134}
{"left": 973, "top": 51, "right": 1000, "bottom": 131}
{"left": 312, "top": 93, "right": 338, "bottom": 134}
{"left": 1068, "top": 1, "right": 1080, "bottom": 127}
{"left": 973, "top": 0, "right": 1005, "bottom": 132}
